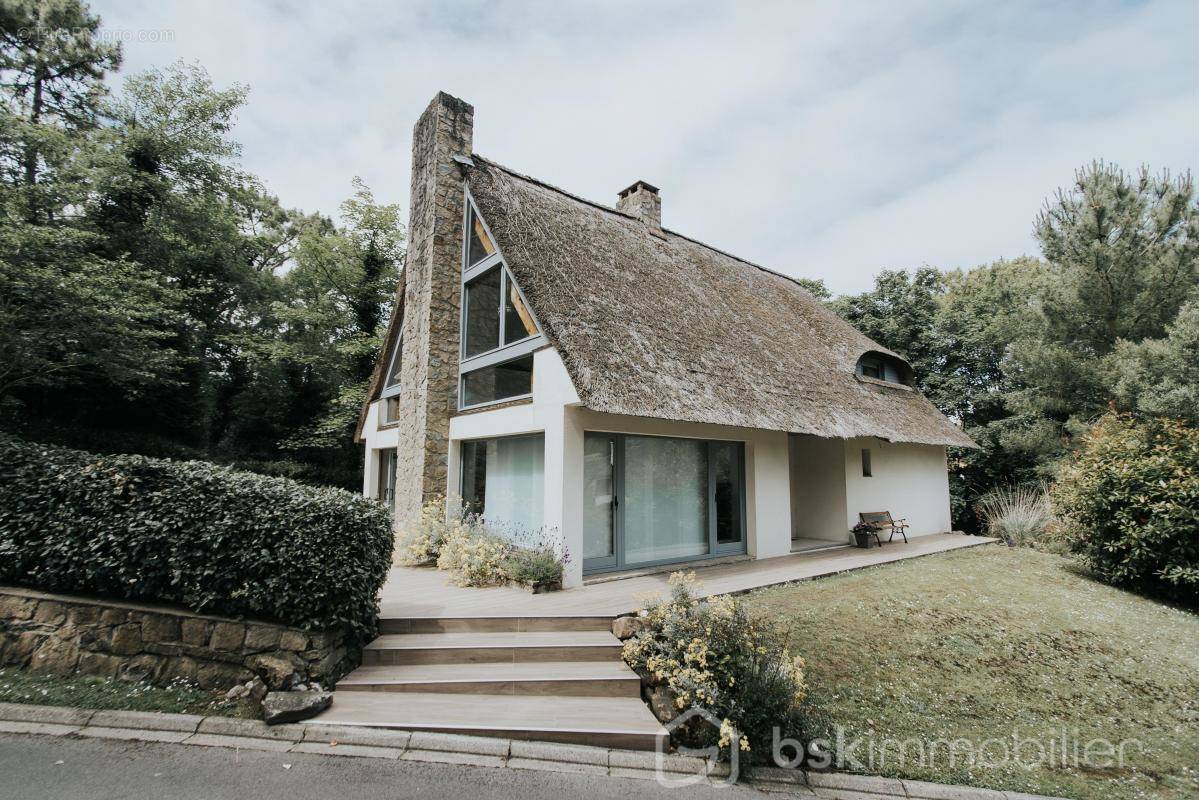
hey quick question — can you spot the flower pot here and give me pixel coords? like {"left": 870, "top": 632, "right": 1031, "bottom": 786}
{"left": 853, "top": 531, "right": 874, "bottom": 549}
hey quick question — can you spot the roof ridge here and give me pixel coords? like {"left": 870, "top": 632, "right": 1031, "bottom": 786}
{"left": 469, "top": 152, "right": 825, "bottom": 299}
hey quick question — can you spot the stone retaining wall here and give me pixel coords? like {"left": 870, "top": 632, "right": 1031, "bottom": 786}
{"left": 0, "top": 586, "right": 355, "bottom": 691}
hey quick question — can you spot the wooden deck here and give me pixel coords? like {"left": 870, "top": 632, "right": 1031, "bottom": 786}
{"left": 380, "top": 533, "right": 996, "bottom": 619}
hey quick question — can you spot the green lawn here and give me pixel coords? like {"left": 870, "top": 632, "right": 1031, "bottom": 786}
{"left": 0, "top": 668, "right": 258, "bottom": 718}
{"left": 746, "top": 544, "right": 1198, "bottom": 800}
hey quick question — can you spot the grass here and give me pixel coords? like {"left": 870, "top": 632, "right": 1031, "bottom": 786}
{"left": 746, "top": 544, "right": 1198, "bottom": 800}
{"left": 0, "top": 667, "right": 259, "bottom": 718}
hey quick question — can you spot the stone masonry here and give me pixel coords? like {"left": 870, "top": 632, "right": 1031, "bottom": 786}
{"left": 0, "top": 586, "right": 355, "bottom": 691}
{"left": 393, "top": 92, "right": 474, "bottom": 525}
{"left": 616, "top": 180, "right": 662, "bottom": 234}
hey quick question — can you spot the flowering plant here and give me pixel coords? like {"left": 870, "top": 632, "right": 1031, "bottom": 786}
{"left": 622, "top": 572, "right": 809, "bottom": 761}
{"left": 396, "top": 495, "right": 566, "bottom": 589}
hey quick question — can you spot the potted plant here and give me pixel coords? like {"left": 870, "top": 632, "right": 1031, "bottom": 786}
{"left": 851, "top": 521, "right": 877, "bottom": 549}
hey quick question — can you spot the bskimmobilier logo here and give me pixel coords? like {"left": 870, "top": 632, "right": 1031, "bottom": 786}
{"left": 655, "top": 707, "right": 739, "bottom": 787}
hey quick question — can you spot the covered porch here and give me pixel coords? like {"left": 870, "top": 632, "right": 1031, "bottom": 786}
{"left": 380, "top": 532, "right": 995, "bottom": 619}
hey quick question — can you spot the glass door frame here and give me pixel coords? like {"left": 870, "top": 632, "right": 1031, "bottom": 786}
{"left": 582, "top": 432, "right": 747, "bottom": 576}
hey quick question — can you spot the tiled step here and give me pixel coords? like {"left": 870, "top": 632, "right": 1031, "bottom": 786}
{"left": 305, "top": 690, "right": 666, "bottom": 751}
{"left": 380, "top": 616, "right": 614, "bottom": 634}
{"left": 337, "top": 661, "right": 642, "bottom": 697}
{"left": 362, "top": 631, "right": 624, "bottom": 665}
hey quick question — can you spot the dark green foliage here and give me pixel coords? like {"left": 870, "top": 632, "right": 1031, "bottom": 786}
{"left": 0, "top": 32, "right": 402, "bottom": 489}
{"left": 0, "top": 437, "right": 394, "bottom": 640}
{"left": 1051, "top": 415, "right": 1199, "bottom": 605}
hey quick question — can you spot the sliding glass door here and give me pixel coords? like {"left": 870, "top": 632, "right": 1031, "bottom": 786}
{"left": 583, "top": 433, "right": 745, "bottom": 574}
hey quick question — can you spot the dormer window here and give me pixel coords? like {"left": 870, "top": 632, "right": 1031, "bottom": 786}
{"left": 859, "top": 356, "right": 884, "bottom": 380}
{"left": 855, "top": 351, "right": 914, "bottom": 387}
{"left": 459, "top": 193, "right": 546, "bottom": 409}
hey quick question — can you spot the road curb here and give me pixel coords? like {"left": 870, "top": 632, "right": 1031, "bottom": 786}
{"left": 0, "top": 702, "right": 1071, "bottom": 798}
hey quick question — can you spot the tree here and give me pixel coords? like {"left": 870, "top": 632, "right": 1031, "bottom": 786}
{"left": 1010, "top": 162, "right": 1199, "bottom": 432}
{"left": 0, "top": 217, "right": 183, "bottom": 399}
{"left": 1107, "top": 294, "right": 1199, "bottom": 421}
{"left": 252, "top": 179, "right": 403, "bottom": 485}
{"left": 830, "top": 267, "right": 947, "bottom": 404}
{"left": 792, "top": 276, "right": 831, "bottom": 301}
{"left": 0, "top": 0, "right": 120, "bottom": 218}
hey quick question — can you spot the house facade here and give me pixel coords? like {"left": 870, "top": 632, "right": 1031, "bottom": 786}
{"left": 358, "top": 92, "right": 975, "bottom": 589}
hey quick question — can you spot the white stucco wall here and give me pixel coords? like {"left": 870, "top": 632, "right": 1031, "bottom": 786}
{"left": 842, "top": 438, "right": 951, "bottom": 537}
{"left": 360, "top": 400, "right": 399, "bottom": 500}
{"left": 445, "top": 347, "right": 794, "bottom": 588}
{"left": 428, "top": 347, "right": 953, "bottom": 588}
{"left": 447, "top": 347, "right": 584, "bottom": 583}
{"left": 789, "top": 434, "right": 849, "bottom": 543}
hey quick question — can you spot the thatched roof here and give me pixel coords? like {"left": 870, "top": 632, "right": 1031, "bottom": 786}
{"left": 465, "top": 156, "right": 976, "bottom": 448}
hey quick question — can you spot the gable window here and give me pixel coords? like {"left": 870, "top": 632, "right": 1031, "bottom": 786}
{"left": 380, "top": 332, "right": 403, "bottom": 398}
{"left": 458, "top": 193, "right": 546, "bottom": 409}
{"left": 381, "top": 396, "right": 401, "bottom": 425}
{"left": 861, "top": 448, "right": 872, "bottom": 477}
{"left": 464, "top": 268, "right": 502, "bottom": 357}
{"left": 462, "top": 354, "right": 534, "bottom": 407}
{"left": 467, "top": 205, "right": 497, "bottom": 266}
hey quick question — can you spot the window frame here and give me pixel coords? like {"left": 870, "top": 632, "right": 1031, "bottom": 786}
{"left": 458, "top": 189, "right": 546, "bottom": 411}
{"left": 380, "top": 395, "right": 401, "bottom": 426}
{"left": 861, "top": 448, "right": 873, "bottom": 478}
{"left": 376, "top": 447, "right": 397, "bottom": 512}
{"left": 380, "top": 335, "right": 403, "bottom": 399}
{"left": 582, "top": 432, "right": 747, "bottom": 576}
{"left": 458, "top": 432, "right": 546, "bottom": 533}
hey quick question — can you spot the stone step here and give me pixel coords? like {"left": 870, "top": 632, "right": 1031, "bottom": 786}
{"left": 305, "top": 690, "right": 666, "bottom": 751}
{"left": 380, "top": 616, "right": 615, "bottom": 634}
{"left": 361, "top": 631, "right": 624, "bottom": 665}
{"left": 337, "top": 661, "right": 642, "bottom": 697}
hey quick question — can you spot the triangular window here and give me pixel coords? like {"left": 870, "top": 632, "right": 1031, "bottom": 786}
{"left": 467, "top": 205, "right": 497, "bottom": 266}
{"left": 503, "top": 268, "right": 538, "bottom": 343}
{"left": 381, "top": 333, "right": 403, "bottom": 396}
{"left": 463, "top": 265, "right": 539, "bottom": 358}
{"left": 459, "top": 193, "right": 545, "bottom": 409}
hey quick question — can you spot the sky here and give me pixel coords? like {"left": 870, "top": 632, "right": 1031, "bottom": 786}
{"left": 92, "top": 0, "right": 1199, "bottom": 294}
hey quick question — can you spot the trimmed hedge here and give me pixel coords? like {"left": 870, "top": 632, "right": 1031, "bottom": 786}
{"left": 1052, "top": 415, "right": 1199, "bottom": 605}
{"left": 0, "top": 437, "right": 394, "bottom": 641}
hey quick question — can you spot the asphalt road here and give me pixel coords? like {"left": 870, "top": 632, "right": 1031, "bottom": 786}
{"left": 0, "top": 733, "right": 766, "bottom": 800}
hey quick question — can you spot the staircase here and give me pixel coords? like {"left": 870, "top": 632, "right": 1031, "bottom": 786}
{"left": 304, "top": 615, "right": 666, "bottom": 750}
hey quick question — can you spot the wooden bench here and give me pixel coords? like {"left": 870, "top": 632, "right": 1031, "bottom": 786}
{"left": 858, "top": 511, "right": 910, "bottom": 544}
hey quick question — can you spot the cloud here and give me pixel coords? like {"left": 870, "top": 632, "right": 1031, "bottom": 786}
{"left": 92, "top": 0, "right": 1199, "bottom": 293}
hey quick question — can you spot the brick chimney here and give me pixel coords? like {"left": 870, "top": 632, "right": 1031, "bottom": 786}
{"left": 617, "top": 180, "right": 662, "bottom": 235}
{"left": 393, "top": 92, "right": 473, "bottom": 524}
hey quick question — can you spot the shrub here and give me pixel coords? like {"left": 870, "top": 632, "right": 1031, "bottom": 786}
{"left": 623, "top": 572, "right": 809, "bottom": 762}
{"left": 395, "top": 494, "right": 471, "bottom": 566}
{"left": 0, "top": 437, "right": 394, "bottom": 641}
{"left": 1051, "top": 414, "right": 1199, "bottom": 604}
{"left": 401, "top": 495, "right": 566, "bottom": 589}
{"left": 437, "top": 525, "right": 510, "bottom": 587}
{"left": 500, "top": 548, "right": 563, "bottom": 586}
{"left": 976, "top": 484, "right": 1055, "bottom": 547}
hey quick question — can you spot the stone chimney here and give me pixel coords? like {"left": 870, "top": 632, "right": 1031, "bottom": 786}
{"left": 617, "top": 180, "right": 662, "bottom": 235}
{"left": 393, "top": 92, "right": 473, "bottom": 524}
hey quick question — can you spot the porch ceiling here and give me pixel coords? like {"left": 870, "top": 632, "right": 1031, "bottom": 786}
{"left": 379, "top": 533, "right": 996, "bottom": 619}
